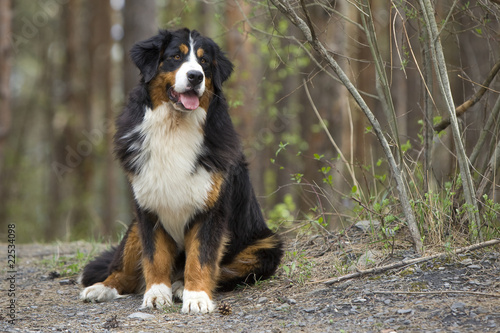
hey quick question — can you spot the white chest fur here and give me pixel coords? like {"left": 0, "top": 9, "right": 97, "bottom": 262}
{"left": 130, "top": 103, "right": 213, "bottom": 246}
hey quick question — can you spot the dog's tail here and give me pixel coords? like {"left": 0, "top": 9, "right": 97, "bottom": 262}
{"left": 80, "top": 247, "right": 116, "bottom": 287}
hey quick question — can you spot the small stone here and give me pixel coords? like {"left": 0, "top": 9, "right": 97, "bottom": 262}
{"left": 59, "top": 279, "right": 76, "bottom": 285}
{"left": 353, "top": 298, "right": 367, "bottom": 303}
{"left": 355, "top": 220, "right": 380, "bottom": 232}
{"left": 476, "top": 307, "right": 488, "bottom": 314}
{"left": 287, "top": 298, "right": 297, "bottom": 305}
{"left": 257, "top": 297, "right": 268, "bottom": 304}
{"left": 303, "top": 307, "right": 317, "bottom": 313}
{"left": 460, "top": 259, "right": 473, "bottom": 265}
{"left": 384, "top": 299, "right": 392, "bottom": 305}
{"left": 276, "top": 304, "right": 290, "bottom": 311}
{"left": 467, "top": 264, "right": 481, "bottom": 269}
{"left": 397, "top": 309, "right": 413, "bottom": 314}
{"left": 451, "top": 302, "right": 466, "bottom": 311}
{"left": 128, "top": 312, "right": 155, "bottom": 320}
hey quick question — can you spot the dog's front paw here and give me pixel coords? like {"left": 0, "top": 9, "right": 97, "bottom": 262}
{"left": 181, "top": 290, "right": 215, "bottom": 314}
{"left": 141, "top": 283, "right": 172, "bottom": 309}
{"left": 80, "top": 283, "right": 120, "bottom": 303}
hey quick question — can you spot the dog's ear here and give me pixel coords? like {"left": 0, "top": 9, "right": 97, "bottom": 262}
{"left": 212, "top": 47, "right": 234, "bottom": 91}
{"left": 130, "top": 30, "right": 171, "bottom": 83}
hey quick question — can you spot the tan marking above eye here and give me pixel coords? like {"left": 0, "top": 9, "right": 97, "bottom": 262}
{"left": 196, "top": 48, "right": 204, "bottom": 58}
{"left": 179, "top": 44, "right": 189, "bottom": 55}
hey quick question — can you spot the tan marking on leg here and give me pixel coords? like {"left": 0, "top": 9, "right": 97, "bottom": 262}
{"left": 142, "top": 226, "right": 177, "bottom": 290}
{"left": 100, "top": 222, "right": 142, "bottom": 294}
{"left": 183, "top": 224, "right": 227, "bottom": 297}
{"left": 205, "top": 172, "right": 224, "bottom": 209}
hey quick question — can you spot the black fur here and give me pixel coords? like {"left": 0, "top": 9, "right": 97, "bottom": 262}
{"left": 80, "top": 248, "right": 115, "bottom": 287}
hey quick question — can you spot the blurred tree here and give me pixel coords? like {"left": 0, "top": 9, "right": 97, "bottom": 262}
{"left": 89, "top": 0, "right": 114, "bottom": 236}
{"left": 123, "top": 0, "right": 156, "bottom": 95}
{"left": 0, "top": 0, "right": 12, "bottom": 173}
{"left": 224, "top": 0, "right": 264, "bottom": 195}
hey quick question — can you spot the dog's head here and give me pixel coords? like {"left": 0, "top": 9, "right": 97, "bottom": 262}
{"left": 130, "top": 28, "right": 233, "bottom": 111}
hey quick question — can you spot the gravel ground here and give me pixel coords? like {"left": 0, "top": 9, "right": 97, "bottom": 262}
{"left": 1, "top": 234, "right": 500, "bottom": 332}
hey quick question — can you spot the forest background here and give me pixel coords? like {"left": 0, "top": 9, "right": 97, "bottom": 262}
{"left": 1, "top": 0, "right": 499, "bottom": 253}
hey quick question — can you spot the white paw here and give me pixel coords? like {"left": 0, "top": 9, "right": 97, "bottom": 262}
{"left": 181, "top": 290, "right": 215, "bottom": 314}
{"left": 80, "top": 283, "right": 120, "bottom": 303}
{"left": 172, "top": 281, "right": 184, "bottom": 301}
{"left": 140, "top": 283, "right": 172, "bottom": 309}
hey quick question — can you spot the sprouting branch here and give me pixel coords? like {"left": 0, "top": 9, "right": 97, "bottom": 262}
{"left": 270, "top": 0, "right": 423, "bottom": 253}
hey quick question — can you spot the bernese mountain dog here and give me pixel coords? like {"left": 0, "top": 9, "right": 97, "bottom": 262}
{"left": 79, "top": 28, "right": 283, "bottom": 314}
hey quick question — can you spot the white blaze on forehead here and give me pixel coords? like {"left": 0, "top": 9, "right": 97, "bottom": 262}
{"left": 174, "top": 33, "right": 205, "bottom": 96}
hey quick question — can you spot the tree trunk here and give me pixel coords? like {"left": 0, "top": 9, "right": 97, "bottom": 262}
{"left": 0, "top": 0, "right": 12, "bottom": 233}
{"left": 0, "top": 0, "right": 12, "bottom": 170}
{"left": 123, "top": 0, "right": 157, "bottom": 96}
{"left": 89, "top": 0, "right": 115, "bottom": 238}
{"left": 224, "top": 1, "right": 264, "bottom": 196}
{"left": 56, "top": 0, "right": 93, "bottom": 239}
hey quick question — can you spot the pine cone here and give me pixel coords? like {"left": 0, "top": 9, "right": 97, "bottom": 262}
{"left": 218, "top": 302, "right": 232, "bottom": 315}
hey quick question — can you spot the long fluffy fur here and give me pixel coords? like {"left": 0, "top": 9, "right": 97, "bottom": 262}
{"left": 80, "top": 28, "right": 283, "bottom": 311}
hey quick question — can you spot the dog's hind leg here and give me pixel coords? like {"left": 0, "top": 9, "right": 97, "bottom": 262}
{"left": 80, "top": 222, "right": 143, "bottom": 303}
{"left": 218, "top": 233, "right": 283, "bottom": 290}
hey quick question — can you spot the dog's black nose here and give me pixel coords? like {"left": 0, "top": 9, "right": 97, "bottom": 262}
{"left": 187, "top": 70, "right": 204, "bottom": 87}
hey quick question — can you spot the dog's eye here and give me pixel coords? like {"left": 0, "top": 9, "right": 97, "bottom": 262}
{"left": 200, "top": 58, "right": 206, "bottom": 64}
{"left": 174, "top": 54, "right": 181, "bottom": 60}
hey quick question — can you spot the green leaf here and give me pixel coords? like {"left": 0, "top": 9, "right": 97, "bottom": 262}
{"left": 314, "top": 153, "right": 324, "bottom": 161}
{"left": 275, "top": 141, "right": 289, "bottom": 156}
{"left": 401, "top": 140, "right": 412, "bottom": 153}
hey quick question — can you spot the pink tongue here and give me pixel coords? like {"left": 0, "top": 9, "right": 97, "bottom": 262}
{"left": 179, "top": 92, "right": 200, "bottom": 110}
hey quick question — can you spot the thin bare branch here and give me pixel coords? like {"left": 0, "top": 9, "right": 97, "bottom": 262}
{"left": 434, "top": 59, "right": 500, "bottom": 132}
{"left": 319, "top": 239, "right": 500, "bottom": 285}
{"left": 372, "top": 290, "right": 500, "bottom": 298}
{"left": 470, "top": 95, "right": 500, "bottom": 166}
